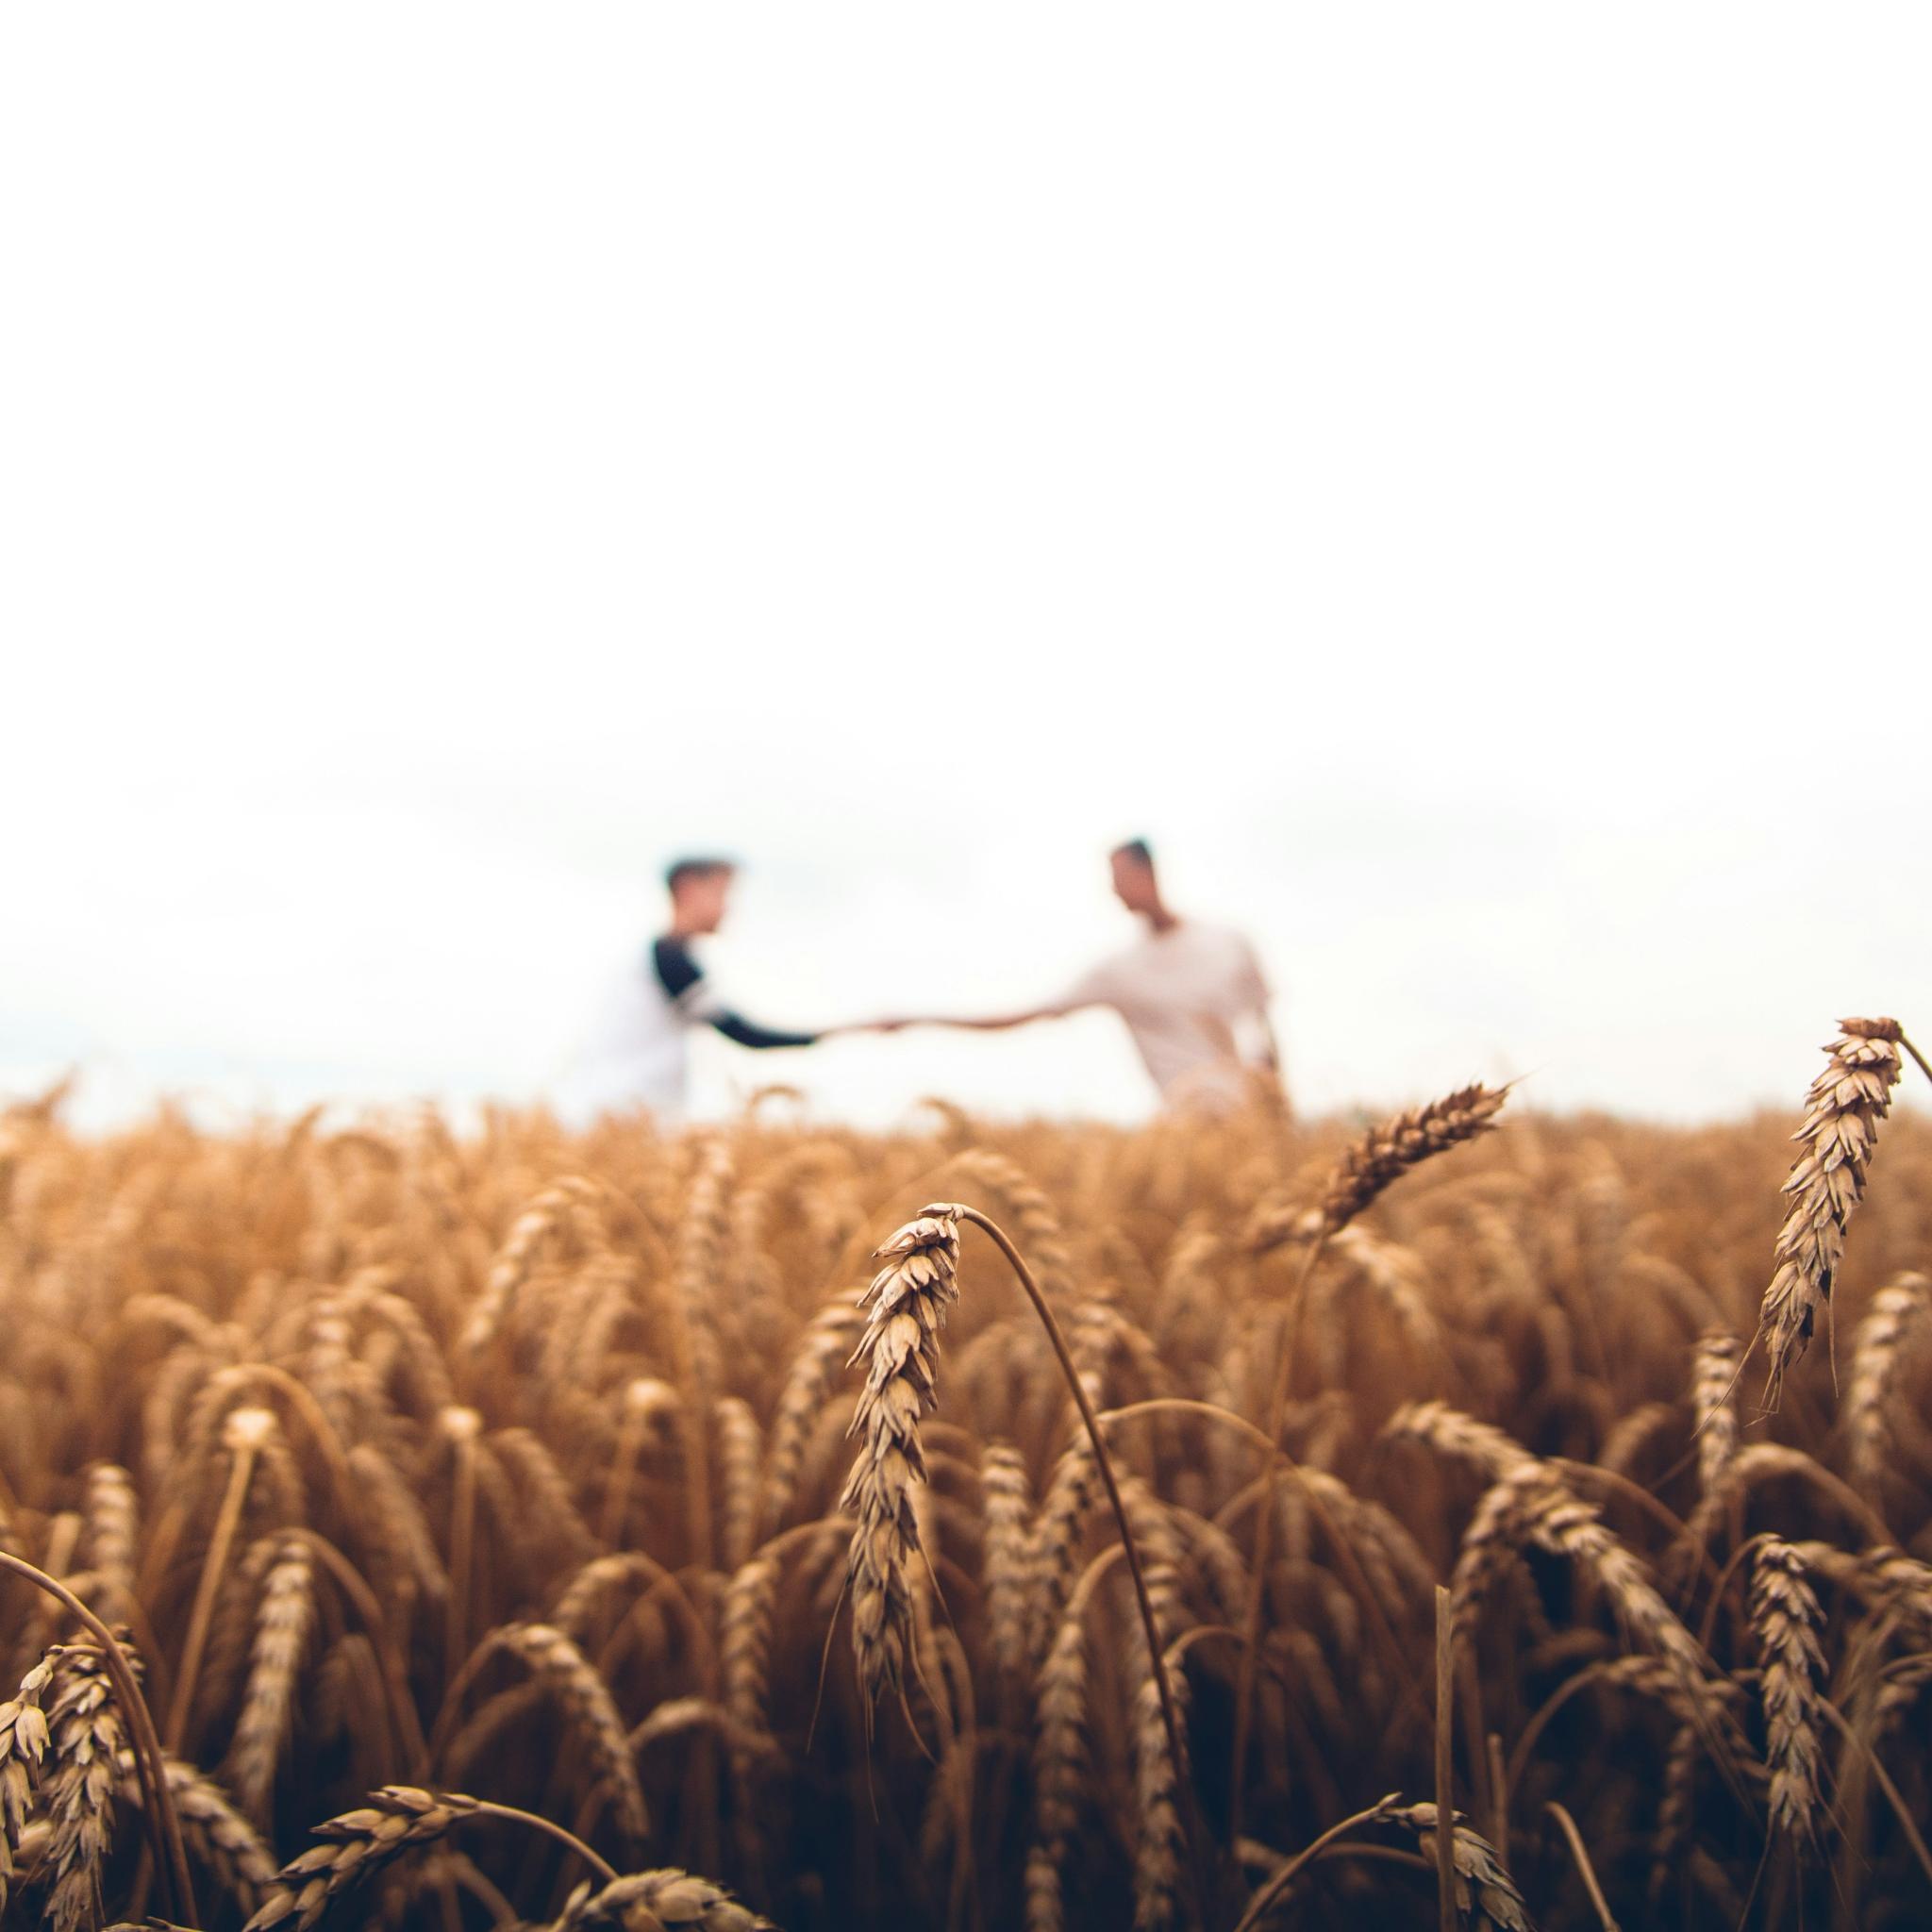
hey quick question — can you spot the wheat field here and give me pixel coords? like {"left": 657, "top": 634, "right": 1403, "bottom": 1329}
{"left": 1, "top": 1026, "right": 1929, "bottom": 1930}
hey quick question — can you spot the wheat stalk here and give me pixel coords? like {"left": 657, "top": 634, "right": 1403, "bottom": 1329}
{"left": 840, "top": 1208, "right": 962, "bottom": 1730}
{"left": 1757, "top": 1016, "right": 1904, "bottom": 1407}
{"left": 490, "top": 1624, "right": 650, "bottom": 1846}
{"left": 1025, "top": 1440, "right": 1102, "bottom": 1663}
{"left": 0, "top": 1557, "right": 195, "bottom": 1924}
{"left": 116, "top": 1751, "right": 278, "bottom": 1918}
{"left": 42, "top": 1643, "right": 128, "bottom": 1932}
{"left": 720, "top": 1552, "right": 781, "bottom": 1743}
{"left": 1130, "top": 1638, "right": 1192, "bottom": 1931}
{"left": 1231, "top": 1794, "right": 1530, "bottom": 1932}
{"left": 1448, "top": 1462, "right": 1553, "bottom": 1658}
{"left": 979, "top": 1440, "right": 1033, "bottom": 1709}
{"left": 1690, "top": 1330, "right": 1741, "bottom": 1497}
{"left": 167, "top": 1405, "right": 276, "bottom": 1755}
{"left": 549, "top": 1867, "right": 774, "bottom": 1929}
{"left": 464, "top": 1176, "right": 606, "bottom": 1353}
{"left": 80, "top": 1465, "right": 140, "bottom": 1626}
{"left": 1786, "top": 1540, "right": 1932, "bottom": 1641}
{"left": 1025, "top": 1547, "right": 1119, "bottom": 1932}
{"left": 244, "top": 1785, "right": 616, "bottom": 1931}
{"left": 670, "top": 1137, "right": 733, "bottom": 1572}
{"left": 0, "top": 1654, "right": 55, "bottom": 1916}
{"left": 758, "top": 1300, "right": 863, "bottom": 1540}
{"left": 1844, "top": 1272, "right": 1929, "bottom": 1503}
{"left": 225, "top": 1535, "right": 316, "bottom": 1824}
{"left": 1749, "top": 1535, "right": 1825, "bottom": 1847}
{"left": 715, "top": 1396, "right": 762, "bottom": 1574}
{"left": 1284, "top": 1082, "right": 1510, "bottom": 1248}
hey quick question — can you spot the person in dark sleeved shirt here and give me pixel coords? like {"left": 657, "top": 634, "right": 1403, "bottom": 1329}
{"left": 565, "top": 858, "right": 850, "bottom": 1122}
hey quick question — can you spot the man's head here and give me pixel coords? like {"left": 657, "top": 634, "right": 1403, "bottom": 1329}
{"left": 664, "top": 857, "right": 737, "bottom": 935}
{"left": 1108, "top": 838, "right": 1161, "bottom": 916}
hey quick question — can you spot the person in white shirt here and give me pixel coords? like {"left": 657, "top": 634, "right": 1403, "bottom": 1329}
{"left": 887, "top": 839, "right": 1283, "bottom": 1112}
{"left": 562, "top": 858, "right": 856, "bottom": 1124}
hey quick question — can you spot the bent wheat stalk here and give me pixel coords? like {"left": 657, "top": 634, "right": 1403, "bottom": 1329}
{"left": 841, "top": 1203, "right": 1207, "bottom": 1924}
{"left": 959, "top": 1205, "right": 1210, "bottom": 1932}
{"left": 1230, "top": 1796, "right": 1403, "bottom": 1932}
{"left": 0, "top": 1556, "right": 195, "bottom": 1927}
{"left": 1232, "top": 1080, "right": 1508, "bottom": 1840}
{"left": 242, "top": 1785, "right": 615, "bottom": 1931}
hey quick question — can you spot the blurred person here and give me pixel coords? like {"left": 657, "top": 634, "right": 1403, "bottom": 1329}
{"left": 562, "top": 858, "right": 852, "bottom": 1124}
{"left": 886, "top": 839, "right": 1283, "bottom": 1112}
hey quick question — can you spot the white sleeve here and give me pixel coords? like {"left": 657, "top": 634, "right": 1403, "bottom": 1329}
{"left": 1056, "top": 955, "right": 1123, "bottom": 1013}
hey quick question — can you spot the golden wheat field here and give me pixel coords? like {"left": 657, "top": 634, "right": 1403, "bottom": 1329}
{"left": 2, "top": 1025, "right": 1930, "bottom": 1931}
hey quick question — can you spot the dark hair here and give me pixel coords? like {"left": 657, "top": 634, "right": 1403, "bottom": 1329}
{"left": 665, "top": 856, "right": 737, "bottom": 895}
{"left": 1110, "top": 838, "right": 1156, "bottom": 870}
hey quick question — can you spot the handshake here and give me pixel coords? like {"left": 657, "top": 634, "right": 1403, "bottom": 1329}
{"left": 817, "top": 1016, "right": 921, "bottom": 1040}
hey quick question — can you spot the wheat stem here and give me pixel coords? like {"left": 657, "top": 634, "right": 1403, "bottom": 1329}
{"left": 164, "top": 1432, "right": 257, "bottom": 1754}
{"left": 1230, "top": 1796, "right": 1403, "bottom": 1932}
{"left": 953, "top": 1206, "right": 1211, "bottom": 1931}
{"left": 1228, "top": 1230, "right": 1327, "bottom": 1845}
{"left": 1434, "top": 1587, "right": 1456, "bottom": 1932}
{"left": 1898, "top": 1028, "right": 1932, "bottom": 1091}
{"left": 1544, "top": 1802, "right": 1619, "bottom": 1930}
{"left": 467, "top": 1798, "right": 619, "bottom": 1883}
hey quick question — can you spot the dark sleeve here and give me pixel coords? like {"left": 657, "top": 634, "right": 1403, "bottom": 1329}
{"left": 652, "top": 938, "right": 817, "bottom": 1051}
{"left": 651, "top": 937, "right": 705, "bottom": 1000}
{"left": 709, "top": 1011, "right": 820, "bottom": 1051}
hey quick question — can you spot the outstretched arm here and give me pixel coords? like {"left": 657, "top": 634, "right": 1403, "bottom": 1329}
{"left": 655, "top": 936, "right": 821, "bottom": 1051}
{"left": 867, "top": 1002, "right": 1094, "bottom": 1034}
{"left": 708, "top": 1010, "right": 820, "bottom": 1050}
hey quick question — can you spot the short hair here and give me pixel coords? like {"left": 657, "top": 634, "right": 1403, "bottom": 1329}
{"left": 1110, "top": 838, "right": 1156, "bottom": 870}
{"left": 664, "top": 856, "right": 737, "bottom": 895}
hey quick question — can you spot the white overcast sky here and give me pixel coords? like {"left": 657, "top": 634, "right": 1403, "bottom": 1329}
{"left": 2, "top": 8, "right": 1926, "bottom": 1131}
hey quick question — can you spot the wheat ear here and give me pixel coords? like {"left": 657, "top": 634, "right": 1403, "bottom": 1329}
{"left": 80, "top": 1464, "right": 140, "bottom": 1627}
{"left": 0, "top": 1557, "right": 194, "bottom": 1924}
{"left": 1750, "top": 1535, "right": 1825, "bottom": 1847}
{"left": 1231, "top": 1795, "right": 1529, "bottom": 1932}
{"left": 979, "top": 1440, "right": 1033, "bottom": 1711}
{"left": 225, "top": 1535, "right": 315, "bottom": 1824}
{"left": 42, "top": 1644, "right": 129, "bottom": 1932}
{"left": 840, "top": 1208, "right": 963, "bottom": 1730}
{"left": 1845, "top": 1272, "right": 1929, "bottom": 1503}
{"left": 1270, "top": 1081, "right": 1510, "bottom": 1250}
{"left": 1757, "top": 1016, "right": 1903, "bottom": 1407}
{"left": 550, "top": 1867, "right": 775, "bottom": 1929}
{"left": 758, "top": 1300, "right": 863, "bottom": 1540}
{"left": 113, "top": 1749, "right": 278, "bottom": 1917}
{"left": 0, "top": 1654, "right": 55, "bottom": 1916}
{"left": 1690, "top": 1330, "right": 1741, "bottom": 1497}
{"left": 243, "top": 1785, "right": 616, "bottom": 1931}
{"left": 491, "top": 1624, "right": 650, "bottom": 1846}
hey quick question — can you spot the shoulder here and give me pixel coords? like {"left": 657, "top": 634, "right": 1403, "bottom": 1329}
{"left": 1193, "top": 921, "right": 1260, "bottom": 960}
{"left": 1062, "top": 940, "right": 1138, "bottom": 1006}
{"left": 651, "top": 936, "right": 704, "bottom": 999}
